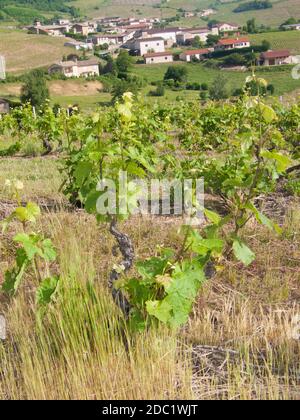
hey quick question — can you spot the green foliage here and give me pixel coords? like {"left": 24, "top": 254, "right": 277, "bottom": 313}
{"left": 209, "top": 75, "right": 229, "bottom": 100}
{"left": 116, "top": 50, "right": 133, "bottom": 76}
{"left": 164, "top": 66, "right": 188, "bottom": 83}
{"left": 1, "top": 74, "right": 299, "bottom": 333}
{"left": 21, "top": 69, "right": 50, "bottom": 109}
{"left": 1, "top": 181, "right": 59, "bottom": 316}
{"left": 0, "top": 0, "right": 80, "bottom": 24}
{"left": 234, "top": 0, "right": 272, "bottom": 13}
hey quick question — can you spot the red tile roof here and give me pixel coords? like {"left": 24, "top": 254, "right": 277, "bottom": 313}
{"left": 218, "top": 37, "right": 249, "bottom": 46}
{"left": 261, "top": 50, "right": 291, "bottom": 59}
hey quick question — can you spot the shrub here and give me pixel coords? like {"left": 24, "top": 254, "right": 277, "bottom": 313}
{"left": 164, "top": 66, "right": 188, "bottom": 83}
{"left": 149, "top": 82, "right": 165, "bottom": 97}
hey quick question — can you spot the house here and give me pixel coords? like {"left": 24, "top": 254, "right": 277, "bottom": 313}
{"left": 132, "top": 37, "right": 165, "bottom": 56}
{"left": 198, "top": 9, "right": 216, "bottom": 18}
{"left": 28, "top": 22, "right": 70, "bottom": 36}
{"left": 176, "top": 27, "right": 218, "bottom": 44}
{"left": 216, "top": 37, "right": 250, "bottom": 51}
{"left": 0, "top": 98, "right": 9, "bottom": 114}
{"left": 48, "top": 58, "right": 100, "bottom": 78}
{"left": 184, "top": 12, "right": 195, "bottom": 18}
{"left": 213, "top": 23, "right": 240, "bottom": 33}
{"left": 98, "top": 17, "right": 121, "bottom": 27}
{"left": 91, "top": 32, "right": 134, "bottom": 46}
{"left": 72, "top": 24, "right": 91, "bottom": 36}
{"left": 282, "top": 23, "right": 300, "bottom": 31}
{"left": 180, "top": 48, "right": 210, "bottom": 62}
{"left": 58, "top": 19, "right": 70, "bottom": 26}
{"left": 119, "top": 23, "right": 152, "bottom": 32}
{"left": 64, "top": 41, "right": 93, "bottom": 51}
{"left": 142, "top": 28, "right": 180, "bottom": 44}
{"left": 259, "top": 50, "right": 292, "bottom": 66}
{"left": 144, "top": 52, "right": 173, "bottom": 65}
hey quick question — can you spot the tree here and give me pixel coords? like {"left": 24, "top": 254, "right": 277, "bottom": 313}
{"left": 206, "top": 34, "right": 220, "bottom": 47}
{"left": 209, "top": 75, "right": 229, "bottom": 100}
{"left": 102, "top": 55, "right": 118, "bottom": 76}
{"left": 262, "top": 39, "right": 271, "bottom": 51}
{"left": 244, "top": 51, "right": 258, "bottom": 66}
{"left": 21, "top": 69, "right": 49, "bottom": 109}
{"left": 111, "top": 79, "right": 140, "bottom": 103}
{"left": 164, "top": 66, "right": 188, "bottom": 83}
{"left": 116, "top": 50, "right": 133, "bottom": 75}
{"left": 192, "top": 36, "right": 204, "bottom": 49}
{"left": 247, "top": 18, "right": 257, "bottom": 33}
{"left": 150, "top": 82, "right": 165, "bottom": 97}
{"left": 224, "top": 53, "right": 246, "bottom": 66}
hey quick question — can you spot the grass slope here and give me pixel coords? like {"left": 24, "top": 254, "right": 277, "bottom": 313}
{"left": 70, "top": 0, "right": 300, "bottom": 27}
{"left": 250, "top": 30, "right": 300, "bottom": 54}
{"left": 0, "top": 29, "right": 73, "bottom": 74}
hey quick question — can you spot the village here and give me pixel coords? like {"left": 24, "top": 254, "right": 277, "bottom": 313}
{"left": 1, "top": 4, "right": 300, "bottom": 112}
{"left": 21, "top": 15, "right": 300, "bottom": 79}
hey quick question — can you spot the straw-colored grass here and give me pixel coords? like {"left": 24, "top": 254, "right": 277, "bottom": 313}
{"left": 0, "top": 157, "right": 299, "bottom": 400}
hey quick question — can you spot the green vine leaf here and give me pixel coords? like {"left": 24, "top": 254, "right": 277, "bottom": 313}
{"left": 233, "top": 239, "right": 255, "bottom": 266}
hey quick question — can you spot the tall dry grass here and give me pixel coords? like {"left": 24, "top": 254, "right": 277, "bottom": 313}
{"left": 0, "top": 206, "right": 299, "bottom": 400}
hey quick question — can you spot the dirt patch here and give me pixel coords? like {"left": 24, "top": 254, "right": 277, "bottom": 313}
{"left": 49, "top": 80, "right": 103, "bottom": 96}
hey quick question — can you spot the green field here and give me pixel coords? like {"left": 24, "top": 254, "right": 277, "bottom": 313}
{"left": 133, "top": 62, "right": 300, "bottom": 96}
{"left": 250, "top": 30, "right": 300, "bottom": 54}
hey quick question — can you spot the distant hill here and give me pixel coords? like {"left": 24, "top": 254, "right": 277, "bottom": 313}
{"left": 0, "top": 0, "right": 80, "bottom": 24}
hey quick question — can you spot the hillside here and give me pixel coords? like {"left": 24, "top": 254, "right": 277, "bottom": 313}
{"left": 69, "top": 0, "right": 300, "bottom": 27}
{"left": 0, "top": 28, "right": 73, "bottom": 73}
{"left": 0, "top": 0, "right": 80, "bottom": 24}
{"left": 1, "top": 0, "right": 300, "bottom": 27}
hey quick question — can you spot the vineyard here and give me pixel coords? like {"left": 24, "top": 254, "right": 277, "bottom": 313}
{"left": 0, "top": 76, "right": 299, "bottom": 399}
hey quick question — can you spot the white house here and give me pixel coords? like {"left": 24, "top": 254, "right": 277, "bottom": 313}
{"left": 176, "top": 27, "right": 218, "bottom": 44}
{"left": 180, "top": 48, "right": 210, "bottom": 62}
{"left": 215, "top": 37, "right": 250, "bottom": 51}
{"left": 142, "top": 28, "right": 180, "bottom": 44}
{"left": 64, "top": 41, "right": 93, "bottom": 51}
{"left": 58, "top": 19, "right": 70, "bottom": 26}
{"left": 48, "top": 58, "right": 100, "bottom": 78}
{"left": 212, "top": 23, "right": 240, "bottom": 34}
{"left": 282, "top": 23, "right": 300, "bottom": 31}
{"left": 91, "top": 32, "right": 134, "bottom": 46}
{"left": 133, "top": 37, "right": 165, "bottom": 56}
{"left": 144, "top": 52, "right": 173, "bottom": 65}
{"left": 199, "top": 9, "right": 216, "bottom": 18}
